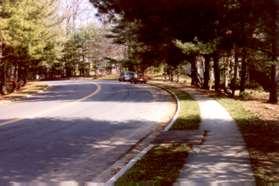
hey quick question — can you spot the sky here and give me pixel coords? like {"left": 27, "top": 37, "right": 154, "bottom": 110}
{"left": 59, "top": 0, "right": 102, "bottom": 28}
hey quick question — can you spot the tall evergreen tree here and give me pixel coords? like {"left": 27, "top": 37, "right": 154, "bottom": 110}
{"left": 0, "top": 0, "right": 63, "bottom": 93}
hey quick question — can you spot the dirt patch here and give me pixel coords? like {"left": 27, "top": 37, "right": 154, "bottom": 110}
{"left": 244, "top": 100, "right": 279, "bottom": 121}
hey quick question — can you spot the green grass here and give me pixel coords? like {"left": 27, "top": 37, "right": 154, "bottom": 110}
{"left": 116, "top": 144, "right": 191, "bottom": 186}
{"left": 217, "top": 97, "right": 279, "bottom": 184}
{"left": 153, "top": 83, "right": 201, "bottom": 130}
{"left": 170, "top": 88, "right": 201, "bottom": 130}
{"left": 115, "top": 82, "right": 201, "bottom": 185}
{"left": 217, "top": 97, "right": 257, "bottom": 126}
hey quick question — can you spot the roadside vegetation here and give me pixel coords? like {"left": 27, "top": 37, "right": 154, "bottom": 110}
{"left": 0, "top": 0, "right": 124, "bottom": 96}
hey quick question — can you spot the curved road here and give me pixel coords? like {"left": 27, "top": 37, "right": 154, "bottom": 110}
{"left": 0, "top": 80, "right": 175, "bottom": 185}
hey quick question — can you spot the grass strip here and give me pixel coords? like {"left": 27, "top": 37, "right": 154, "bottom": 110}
{"left": 171, "top": 88, "right": 201, "bottom": 130}
{"left": 217, "top": 97, "right": 279, "bottom": 184}
{"left": 115, "top": 144, "right": 190, "bottom": 186}
{"left": 153, "top": 83, "right": 201, "bottom": 130}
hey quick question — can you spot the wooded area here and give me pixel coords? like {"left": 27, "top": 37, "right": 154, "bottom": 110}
{"left": 1, "top": 0, "right": 278, "bottom": 104}
{"left": 0, "top": 0, "right": 123, "bottom": 95}
{"left": 90, "top": 0, "right": 279, "bottom": 103}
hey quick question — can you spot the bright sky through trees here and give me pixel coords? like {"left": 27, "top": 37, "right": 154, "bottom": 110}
{"left": 59, "top": 0, "right": 101, "bottom": 28}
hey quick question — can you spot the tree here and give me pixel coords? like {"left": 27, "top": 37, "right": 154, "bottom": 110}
{"left": 0, "top": 0, "right": 64, "bottom": 93}
{"left": 91, "top": 0, "right": 278, "bottom": 103}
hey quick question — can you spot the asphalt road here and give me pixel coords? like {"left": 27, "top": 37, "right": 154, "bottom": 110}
{"left": 0, "top": 80, "right": 175, "bottom": 185}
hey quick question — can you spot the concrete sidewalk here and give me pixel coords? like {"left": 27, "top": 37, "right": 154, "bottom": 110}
{"left": 175, "top": 86, "right": 255, "bottom": 186}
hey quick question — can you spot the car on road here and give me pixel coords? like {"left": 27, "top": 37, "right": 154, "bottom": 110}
{"left": 119, "top": 71, "right": 137, "bottom": 82}
{"left": 130, "top": 73, "right": 148, "bottom": 84}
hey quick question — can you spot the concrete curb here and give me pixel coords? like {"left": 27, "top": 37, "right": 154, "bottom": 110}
{"left": 105, "top": 83, "right": 180, "bottom": 185}
{"left": 160, "top": 86, "right": 180, "bottom": 131}
{"left": 105, "top": 145, "right": 154, "bottom": 186}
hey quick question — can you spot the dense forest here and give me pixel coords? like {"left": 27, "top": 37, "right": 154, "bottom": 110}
{"left": 90, "top": 0, "right": 279, "bottom": 103}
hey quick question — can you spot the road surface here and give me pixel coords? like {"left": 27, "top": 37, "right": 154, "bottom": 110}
{"left": 0, "top": 80, "right": 175, "bottom": 185}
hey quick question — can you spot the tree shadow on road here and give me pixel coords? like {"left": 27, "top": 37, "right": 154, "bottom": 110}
{"left": 0, "top": 117, "right": 158, "bottom": 185}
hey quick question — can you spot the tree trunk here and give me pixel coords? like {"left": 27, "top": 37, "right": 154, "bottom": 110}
{"left": 0, "top": 63, "right": 7, "bottom": 95}
{"left": 224, "top": 56, "right": 230, "bottom": 93}
{"left": 176, "top": 67, "right": 180, "bottom": 82}
{"left": 203, "top": 55, "right": 210, "bottom": 89}
{"left": 213, "top": 53, "right": 220, "bottom": 92}
{"left": 170, "top": 71, "right": 174, "bottom": 82}
{"left": 231, "top": 47, "right": 239, "bottom": 97}
{"left": 269, "top": 1, "right": 278, "bottom": 104}
{"left": 0, "top": 42, "right": 7, "bottom": 94}
{"left": 19, "top": 64, "right": 28, "bottom": 86}
{"left": 269, "top": 64, "right": 278, "bottom": 103}
{"left": 13, "top": 63, "right": 20, "bottom": 90}
{"left": 191, "top": 56, "right": 198, "bottom": 86}
{"left": 240, "top": 51, "right": 247, "bottom": 97}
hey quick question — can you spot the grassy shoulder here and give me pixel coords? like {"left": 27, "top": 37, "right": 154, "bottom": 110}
{"left": 1, "top": 82, "right": 48, "bottom": 101}
{"left": 116, "top": 144, "right": 190, "bottom": 186}
{"left": 217, "top": 97, "right": 279, "bottom": 184}
{"left": 115, "top": 82, "right": 201, "bottom": 185}
{"left": 152, "top": 83, "right": 201, "bottom": 130}
{"left": 170, "top": 88, "right": 201, "bottom": 130}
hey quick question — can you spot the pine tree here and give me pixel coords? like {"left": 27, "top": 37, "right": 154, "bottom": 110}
{"left": 0, "top": 0, "right": 64, "bottom": 93}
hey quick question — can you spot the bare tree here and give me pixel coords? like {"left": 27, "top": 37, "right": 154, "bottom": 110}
{"left": 59, "top": 0, "right": 99, "bottom": 35}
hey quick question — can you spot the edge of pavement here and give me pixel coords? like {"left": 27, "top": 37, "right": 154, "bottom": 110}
{"left": 104, "top": 82, "right": 180, "bottom": 186}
